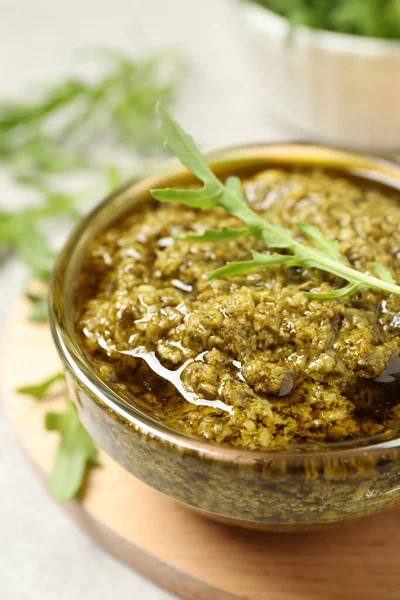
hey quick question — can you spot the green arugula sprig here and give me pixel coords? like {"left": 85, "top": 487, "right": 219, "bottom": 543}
{"left": 152, "top": 105, "right": 400, "bottom": 300}
{"left": 18, "top": 373, "right": 98, "bottom": 502}
{"left": 1, "top": 48, "right": 184, "bottom": 320}
{"left": 18, "top": 372, "right": 64, "bottom": 400}
{"left": 26, "top": 299, "right": 48, "bottom": 323}
{"left": 0, "top": 48, "right": 185, "bottom": 180}
{"left": 46, "top": 402, "right": 99, "bottom": 503}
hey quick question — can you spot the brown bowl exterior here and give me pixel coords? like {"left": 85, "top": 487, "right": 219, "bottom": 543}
{"left": 50, "top": 143, "right": 400, "bottom": 531}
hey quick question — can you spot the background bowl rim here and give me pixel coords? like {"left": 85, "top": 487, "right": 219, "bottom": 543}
{"left": 241, "top": 1, "right": 400, "bottom": 54}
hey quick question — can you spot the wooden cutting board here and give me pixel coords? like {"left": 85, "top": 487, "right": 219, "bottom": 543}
{"left": 3, "top": 299, "right": 400, "bottom": 600}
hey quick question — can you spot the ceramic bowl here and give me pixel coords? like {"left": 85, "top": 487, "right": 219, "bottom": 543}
{"left": 238, "top": 2, "right": 400, "bottom": 151}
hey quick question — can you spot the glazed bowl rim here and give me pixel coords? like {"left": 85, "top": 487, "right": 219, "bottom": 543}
{"left": 49, "top": 141, "right": 400, "bottom": 463}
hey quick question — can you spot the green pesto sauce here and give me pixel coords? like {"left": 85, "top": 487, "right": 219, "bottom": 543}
{"left": 76, "top": 167, "right": 400, "bottom": 451}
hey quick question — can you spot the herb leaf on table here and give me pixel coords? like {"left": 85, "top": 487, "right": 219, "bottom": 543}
{"left": 45, "top": 401, "right": 99, "bottom": 503}
{"left": 18, "top": 372, "right": 99, "bottom": 502}
{"left": 27, "top": 298, "right": 49, "bottom": 323}
{"left": 18, "top": 372, "right": 64, "bottom": 400}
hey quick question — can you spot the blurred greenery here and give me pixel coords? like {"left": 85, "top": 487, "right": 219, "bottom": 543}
{"left": 249, "top": 0, "right": 400, "bottom": 39}
{"left": 0, "top": 47, "right": 186, "bottom": 319}
{"left": 13, "top": 48, "right": 186, "bottom": 503}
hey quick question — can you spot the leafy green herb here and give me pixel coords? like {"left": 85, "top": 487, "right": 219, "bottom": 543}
{"left": 177, "top": 226, "right": 251, "bottom": 242}
{"left": 248, "top": 0, "right": 400, "bottom": 40}
{"left": 0, "top": 206, "right": 56, "bottom": 272}
{"left": 45, "top": 401, "right": 99, "bottom": 503}
{"left": 152, "top": 105, "right": 400, "bottom": 299}
{"left": 18, "top": 372, "right": 64, "bottom": 400}
{"left": 24, "top": 281, "right": 50, "bottom": 322}
{"left": 0, "top": 47, "right": 184, "bottom": 297}
{"left": 16, "top": 230, "right": 57, "bottom": 281}
{"left": 18, "top": 373, "right": 99, "bottom": 502}
{"left": 106, "top": 164, "right": 123, "bottom": 191}
{"left": 0, "top": 48, "right": 185, "bottom": 179}
{"left": 27, "top": 298, "right": 49, "bottom": 322}
{"left": 209, "top": 250, "right": 291, "bottom": 278}
{"left": 370, "top": 262, "right": 396, "bottom": 284}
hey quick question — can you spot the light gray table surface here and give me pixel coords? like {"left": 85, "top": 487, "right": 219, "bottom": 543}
{"left": 0, "top": 1, "right": 293, "bottom": 598}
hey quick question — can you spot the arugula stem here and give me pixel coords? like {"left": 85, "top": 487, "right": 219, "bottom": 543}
{"left": 289, "top": 239, "right": 400, "bottom": 295}
{"left": 220, "top": 191, "right": 400, "bottom": 295}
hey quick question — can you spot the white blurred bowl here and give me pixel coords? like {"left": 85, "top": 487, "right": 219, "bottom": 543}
{"left": 239, "top": 2, "right": 400, "bottom": 151}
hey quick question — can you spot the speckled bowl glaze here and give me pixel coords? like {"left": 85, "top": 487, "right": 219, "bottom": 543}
{"left": 49, "top": 143, "right": 400, "bottom": 531}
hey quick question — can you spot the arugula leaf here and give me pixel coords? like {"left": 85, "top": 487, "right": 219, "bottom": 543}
{"left": 296, "top": 222, "right": 345, "bottom": 263}
{"left": 370, "top": 262, "right": 396, "bottom": 284}
{"left": 209, "top": 251, "right": 292, "bottom": 279}
{"left": 225, "top": 175, "right": 246, "bottom": 198}
{"left": 153, "top": 107, "right": 261, "bottom": 230}
{"left": 30, "top": 189, "right": 83, "bottom": 221}
{"left": 15, "top": 230, "right": 56, "bottom": 281}
{"left": 154, "top": 186, "right": 220, "bottom": 209}
{"left": 18, "top": 374, "right": 99, "bottom": 503}
{"left": 0, "top": 49, "right": 185, "bottom": 282}
{"left": 177, "top": 227, "right": 250, "bottom": 242}
{"left": 107, "top": 164, "right": 122, "bottom": 191}
{"left": 28, "top": 297, "right": 49, "bottom": 322}
{"left": 0, "top": 210, "right": 56, "bottom": 281}
{"left": 24, "top": 281, "right": 49, "bottom": 322}
{"left": 304, "top": 283, "right": 365, "bottom": 300}
{"left": 152, "top": 106, "right": 400, "bottom": 300}
{"left": 18, "top": 372, "right": 64, "bottom": 400}
{"left": 0, "top": 49, "right": 185, "bottom": 178}
{"left": 155, "top": 104, "right": 217, "bottom": 182}
{"left": 45, "top": 401, "right": 99, "bottom": 503}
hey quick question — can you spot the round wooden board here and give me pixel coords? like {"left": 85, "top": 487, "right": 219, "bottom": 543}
{"left": 3, "top": 299, "right": 400, "bottom": 600}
